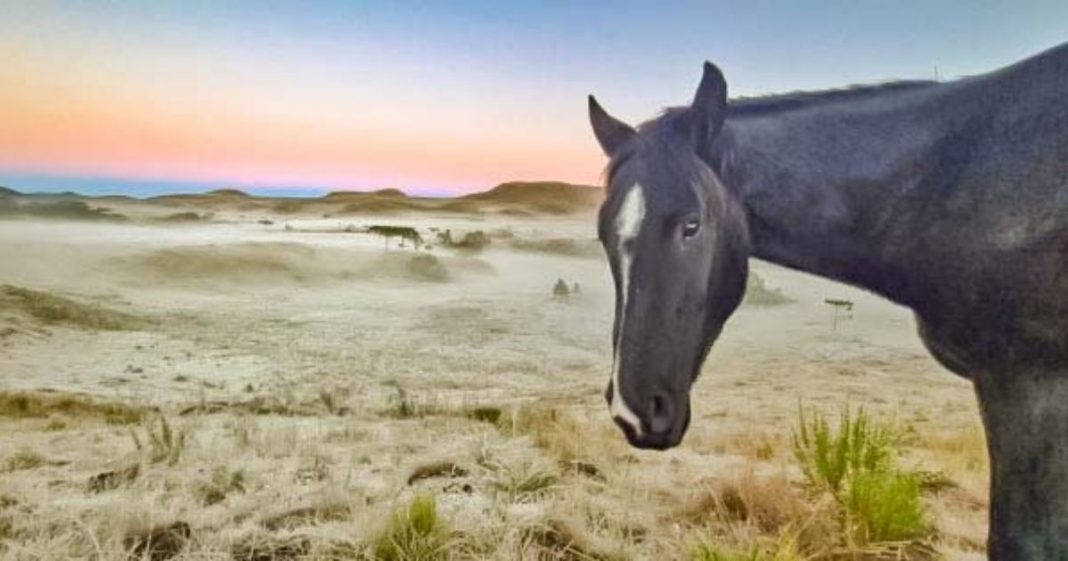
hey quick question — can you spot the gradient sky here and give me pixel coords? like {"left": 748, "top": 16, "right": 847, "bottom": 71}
{"left": 2, "top": 2, "right": 1066, "bottom": 197}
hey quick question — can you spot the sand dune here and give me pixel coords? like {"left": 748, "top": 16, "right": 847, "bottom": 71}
{"left": 2, "top": 181, "right": 602, "bottom": 223}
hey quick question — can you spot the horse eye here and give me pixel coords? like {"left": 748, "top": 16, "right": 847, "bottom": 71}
{"left": 682, "top": 219, "right": 701, "bottom": 238}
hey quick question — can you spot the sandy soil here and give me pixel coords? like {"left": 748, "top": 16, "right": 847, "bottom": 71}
{"left": 0, "top": 207, "right": 987, "bottom": 560}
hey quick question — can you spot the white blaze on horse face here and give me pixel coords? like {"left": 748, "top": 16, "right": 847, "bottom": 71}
{"left": 610, "top": 182, "right": 646, "bottom": 435}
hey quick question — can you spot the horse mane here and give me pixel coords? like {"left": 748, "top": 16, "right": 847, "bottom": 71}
{"left": 726, "top": 80, "right": 939, "bottom": 116}
{"left": 605, "top": 80, "right": 942, "bottom": 184}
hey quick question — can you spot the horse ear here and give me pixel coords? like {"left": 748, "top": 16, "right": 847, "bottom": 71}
{"left": 689, "top": 62, "right": 728, "bottom": 152}
{"left": 589, "top": 95, "right": 636, "bottom": 157}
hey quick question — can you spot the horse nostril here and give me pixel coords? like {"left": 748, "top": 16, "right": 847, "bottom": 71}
{"left": 649, "top": 392, "right": 674, "bottom": 435}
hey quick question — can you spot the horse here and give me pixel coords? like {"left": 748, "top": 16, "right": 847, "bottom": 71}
{"left": 588, "top": 42, "right": 1068, "bottom": 559}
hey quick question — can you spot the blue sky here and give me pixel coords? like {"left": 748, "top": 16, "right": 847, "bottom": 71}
{"left": 2, "top": 1, "right": 1066, "bottom": 197}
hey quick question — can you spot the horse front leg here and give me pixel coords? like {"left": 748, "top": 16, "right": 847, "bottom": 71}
{"left": 974, "top": 370, "right": 1068, "bottom": 560}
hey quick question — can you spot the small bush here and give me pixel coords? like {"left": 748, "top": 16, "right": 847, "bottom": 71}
{"left": 372, "top": 495, "right": 449, "bottom": 561}
{"left": 792, "top": 405, "right": 927, "bottom": 545}
{"left": 792, "top": 406, "right": 893, "bottom": 496}
{"left": 743, "top": 273, "right": 793, "bottom": 307}
{"left": 845, "top": 470, "right": 925, "bottom": 542}
{"left": 436, "top": 229, "right": 489, "bottom": 253}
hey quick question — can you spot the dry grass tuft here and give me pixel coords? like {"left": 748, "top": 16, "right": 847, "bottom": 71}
{"left": 87, "top": 464, "right": 141, "bottom": 493}
{"left": 679, "top": 472, "right": 813, "bottom": 535}
{"left": 2, "top": 450, "right": 50, "bottom": 473}
{"left": 192, "top": 466, "right": 246, "bottom": 506}
{"left": 500, "top": 403, "right": 621, "bottom": 466}
{"left": 129, "top": 415, "right": 189, "bottom": 466}
{"left": 516, "top": 516, "right": 622, "bottom": 561}
{"left": 260, "top": 501, "right": 351, "bottom": 532}
{"left": 0, "top": 391, "right": 147, "bottom": 425}
{"left": 231, "top": 534, "right": 311, "bottom": 561}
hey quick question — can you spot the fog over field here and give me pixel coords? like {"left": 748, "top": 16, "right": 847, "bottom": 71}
{"left": 0, "top": 186, "right": 985, "bottom": 560}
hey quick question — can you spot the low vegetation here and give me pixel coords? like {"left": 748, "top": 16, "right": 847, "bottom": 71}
{"left": 437, "top": 229, "right": 490, "bottom": 253}
{"left": 129, "top": 415, "right": 189, "bottom": 466}
{"left": 743, "top": 273, "right": 793, "bottom": 306}
{"left": 793, "top": 406, "right": 929, "bottom": 548}
{"left": 372, "top": 495, "right": 450, "bottom": 561}
{"left": 0, "top": 285, "right": 145, "bottom": 331}
{"left": 0, "top": 391, "right": 146, "bottom": 424}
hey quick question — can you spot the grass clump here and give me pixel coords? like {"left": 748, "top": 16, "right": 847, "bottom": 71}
{"left": 3, "top": 450, "right": 49, "bottom": 472}
{"left": 372, "top": 495, "right": 450, "bottom": 561}
{"left": 381, "top": 383, "right": 439, "bottom": 419}
{"left": 0, "top": 391, "right": 145, "bottom": 425}
{"left": 464, "top": 406, "right": 502, "bottom": 424}
{"left": 792, "top": 405, "right": 927, "bottom": 545}
{"left": 0, "top": 285, "right": 144, "bottom": 331}
{"left": 489, "top": 462, "right": 558, "bottom": 503}
{"left": 194, "top": 466, "right": 247, "bottom": 506}
{"left": 130, "top": 415, "right": 189, "bottom": 466}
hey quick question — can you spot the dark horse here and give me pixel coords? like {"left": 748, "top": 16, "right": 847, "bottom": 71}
{"left": 589, "top": 42, "right": 1068, "bottom": 559}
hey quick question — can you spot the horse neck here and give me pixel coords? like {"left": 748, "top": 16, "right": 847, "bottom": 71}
{"left": 709, "top": 84, "right": 971, "bottom": 307}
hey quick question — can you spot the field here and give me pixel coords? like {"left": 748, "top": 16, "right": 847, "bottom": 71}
{"left": 0, "top": 188, "right": 987, "bottom": 560}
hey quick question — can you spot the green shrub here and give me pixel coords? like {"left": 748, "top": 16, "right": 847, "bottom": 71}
{"left": 792, "top": 405, "right": 927, "bottom": 545}
{"left": 372, "top": 495, "right": 449, "bottom": 561}
{"left": 845, "top": 470, "right": 925, "bottom": 542}
{"left": 792, "top": 406, "right": 893, "bottom": 496}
